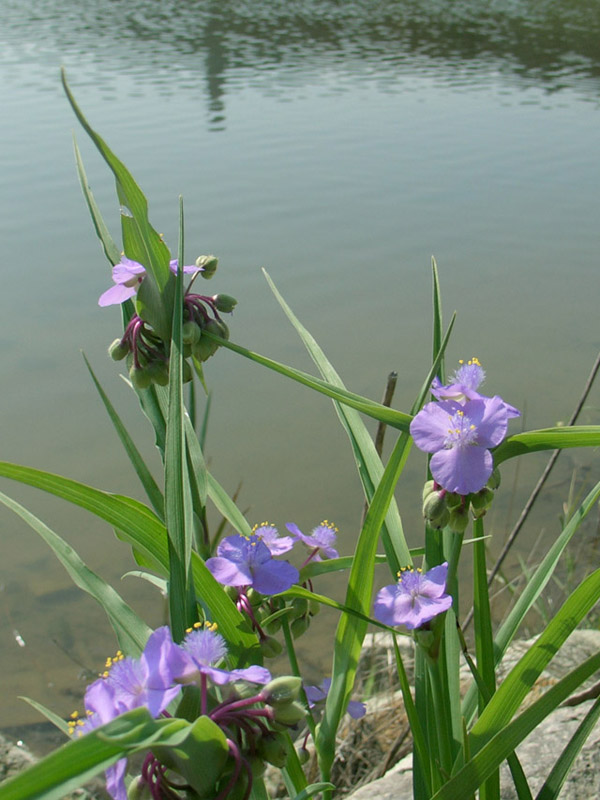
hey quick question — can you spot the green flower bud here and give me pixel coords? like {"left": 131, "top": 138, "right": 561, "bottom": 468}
{"left": 129, "top": 365, "right": 152, "bottom": 390}
{"left": 147, "top": 361, "right": 169, "bottom": 387}
{"left": 224, "top": 585, "right": 239, "bottom": 601}
{"left": 127, "top": 776, "right": 151, "bottom": 799}
{"left": 246, "top": 588, "right": 264, "bottom": 608}
{"left": 205, "top": 318, "right": 230, "bottom": 341}
{"left": 297, "top": 746, "right": 311, "bottom": 765}
{"left": 257, "top": 731, "right": 290, "bottom": 768}
{"left": 108, "top": 338, "right": 129, "bottom": 361}
{"left": 487, "top": 468, "right": 501, "bottom": 490}
{"left": 262, "top": 676, "right": 302, "bottom": 707}
{"left": 429, "top": 506, "right": 450, "bottom": 530}
{"left": 260, "top": 636, "right": 283, "bottom": 659}
{"left": 192, "top": 336, "right": 218, "bottom": 362}
{"left": 470, "top": 487, "right": 494, "bottom": 518}
{"left": 272, "top": 700, "right": 307, "bottom": 726}
{"left": 291, "top": 615, "right": 310, "bottom": 639}
{"left": 448, "top": 507, "right": 470, "bottom": 535}
{"left": 196, "top": 254, "right": 218, "bottom": 279}
{"left": 291, "top": 598, "right": 309, "bottom": 619}
{"left": 422, "top": 490, "right": 448, "bottom": 527}
{"left": 445, "top": 492, "right": 464, "bottom": 511}
{"left": 309, "top": 599, "right": 321, "bottom": 616}
{"left": 212, "top": 294, "right": 237, "bottom": 313}
{"left": 182, "top": 321, "right": 201, "bottom": 345}
{"left": 265, "top": 616, "right": 282, "bottom": 635}
{"left": 422, "top": 480, "right": 436, "bottom": 503}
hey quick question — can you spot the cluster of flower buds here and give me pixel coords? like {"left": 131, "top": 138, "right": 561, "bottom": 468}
{"left": 103, "top": 254, "right": 236, "bottom": 389}
{"left": 421, "top": 469, "right": 500, "bottom": 533}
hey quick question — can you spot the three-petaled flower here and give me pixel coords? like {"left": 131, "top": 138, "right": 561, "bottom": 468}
{"left": 285, "top": 521, "right": 339, "bottom": 562}
{"left": 206, "top": 533, "right": 299, "bottom": 594}
{"left": 98, "top": 256, "right": 199, "bottom": 307}
{"left": 373, "top": 563, "right": 452, "bottom": 630}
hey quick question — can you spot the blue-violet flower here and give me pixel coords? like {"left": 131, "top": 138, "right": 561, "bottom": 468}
{"left": 206, "top": 534, "right": 299, "bottom": 595}
{"left": 374, "top": 563, "right": 452, "bottom": 630}
{"left": 285, "top": 521, "right": 339, "bottom": 561}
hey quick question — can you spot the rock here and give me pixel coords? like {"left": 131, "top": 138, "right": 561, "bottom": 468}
{"left": 343, "top": 630, "right": 600, "bottom": 800}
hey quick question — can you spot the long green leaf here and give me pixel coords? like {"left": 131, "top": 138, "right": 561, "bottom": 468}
{"left": 462, "top": 479, "right": 600, "bottom": 724}
{"left": 0, "top": 463, "right": 258, "bottom": 662}
{"left": 72, "top": 136, "right": 121, "bottom": 266}
{"left": 62, "top": 69, "right": 173, "bottom": 340}
{"left": 469, "top": 568, "right": 600, "bottom": 753}
{"left": 164, "top": 199, "right": 195, "bottom": 640}
{"left": 432, "top": 652, "right": 600, "bottom": 800}
{"left": 0, "top": 489, "right": 151, "bottom": 654}
{"left": 494, "top": 427, "right": 600, "bottom": 465}
{"left": 535, "top": 694, "right": 600, "bottom": 800}
{"left": 83, "top": 354, "right": 164, "bottom": 518}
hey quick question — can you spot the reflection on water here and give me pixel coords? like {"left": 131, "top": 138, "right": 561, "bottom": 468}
{"left": 1, "top": 0, "right": 600, "bottom": 742}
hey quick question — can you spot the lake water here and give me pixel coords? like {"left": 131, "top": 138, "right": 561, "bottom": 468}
{"left": 2, "top": 0, "right": 600, "bottom": 739}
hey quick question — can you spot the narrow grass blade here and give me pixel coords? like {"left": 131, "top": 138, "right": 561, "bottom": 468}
{"left": 164, "top": 198, "right": 195, "bottom": 639}
{"left": 0, "top": 463, "right": 258, "bottom": 662}
{"left": 431, "top": 256, "right": 446, "bottom": 385}
{"left": 469, "top": 568, "right": 600, "bottom": 753}
{"left": 494, "top": 426, "right": 600, "bottom": 465}
{"left": 462, "top": 479, "right": 600, "bottom": 723}
{"left": 535, "top": 694, "right": 600, "bottom": 800}
{"left": 432, "top": 652, "right": 600, "bottom": 800}
{"left": 72, "top": 136, "right": 121, "bottom": 266}
{"left": 292, "top": 783, "right": 336, "bottom": 800}
{"left": 19, "top": 698, "right": 70, "bottom": 737}
{"left": 83, "top": 354, "right": 164, "bottom": 518}
{"left": 0, "top": 489, "right": 151, "bottom": 655}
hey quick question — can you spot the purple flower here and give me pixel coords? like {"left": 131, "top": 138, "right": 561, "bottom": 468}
{"left": 374, "top": 563, "right": 452, "bottom": 630}
{"left": 206, "top": 534, "right": 299, "bottom": 595}
{"left": 305, "top": 678, "right": 366, "bottom": 719}
{"left": 432, "top": 358, "right": 520, "bottom": 419}
{"left": 252, "top": 523, "right": 295, "bottom": 555}
{"left": 285, "top": 521, "right": 339, "bottom": 561}
{"left": 104, "top": 626, "right": 182, "bottom": 717}
{"left": 175, "top": 625, "right": 271, "bottom": 686}
{"left": 410, "top": 396, "right": 508, "bottom": 494}
{"left": 98, "top": 256, "right": 199, "bottom": 307}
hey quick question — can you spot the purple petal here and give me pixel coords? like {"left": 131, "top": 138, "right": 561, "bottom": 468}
{"left": 475, "top": 395, "right": 509, "bottom": 446}
{"left": 98, "top": 283, "right": 138, "bottom": 307}
{"left": 169, "top": 259, "right": 201, "bottom": 274}
{"left": 230, "top": 665, "right": 272, "bottom": 684}
{"left": 418, "top": 563, "right": 449, "bottom": 598}
{"left": 410, "top": 401, "right": 461, "bottom": 453}
{"left": 430, "top": 445, "right": 493, "bottom": 495}
{"left": 105, "top": 758, "right": 128, "bottom": 800}
{"left": 252, "top": 559, "right": 299, "bottom": 595}
{"left": 206, "top": 555, "right": 253, "bottom": 587}
{"left": 347, "top": 699, "right": 367, "bottom": 719}
{"left": 112, "top": 259, "right": 146, "bottom": 283}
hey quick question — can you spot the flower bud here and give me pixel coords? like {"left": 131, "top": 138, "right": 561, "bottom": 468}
{"left": 272, "top": 700, "right": 306, "bottom": 726}
{"left": 265, "top": 616, "right": 282, "bottom": 635}
{"left": 296, "top": 746, "right": 311, "bottom": 765}
{"left": 448, "top": 507, "right": 470, "bottom": 535}
{"left": 206, "top": 318, "right": 230, "bottom": 341}
{"left": 192, "top": 336, "right": 218, "bottom": 362}
{"left": 127, "top": 776, "right": 151, "bottom": 799}
{"left": 291, "top": 616, "right": 310, "bottom": 639}
{"left": 487, "top": 468, "right": 501, "bottom": 490}
{"left": 147, "top": 361, "right": 169, "bottom": 387}
{"left": 445, "top": 492, "right": 464, "bottom": 511}
{"left": 422, "top": 480, "right": 436, "bottom": 503}
{"left": 260, "top": 636, "right": 283, "bottom": 659}
{"left": 262, "top": 676, "right": 302, "bottom": 707}
{"left": 422, "top": 490, "right": 449, "bottom": 528}
{"left": 470, "top": 487, "right": 494, "bottom": 518}
{"left": 212, "top": 294, "right": 237, "bottom": 313}
{"left": 257, "top": 731, "right": 290, "bottom": 768}
{"left": 291, "top": 598, "right": 309, "bottom": 619}
{"left": 108, "top": 338, "right": 129, "bottom": 361}
{"left": 309, "top": 599, "right": 321, "bottom": 616}
{"left": 246, "top": 588, "right": 264, "bottom": 608}
{"left": 182, "top": 321, "right": 201, "bottom": 345}
{"left": 182, "top": 359, "right": 193, "bottom": 384}
{"left": 196, "top": 254, "right": 218, "bottom": 279}
{"left": 129, "top": 365, "right": 152, "bottom": 390}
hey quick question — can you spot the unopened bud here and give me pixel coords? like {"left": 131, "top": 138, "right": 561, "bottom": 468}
{"left": 262, "top": 676, "right": 302, "bottom": 707}
{"left": 423, "top": 491, "right": 448, "bottom": 524}
{"left": 422, "top": 480, "right": 436, "bottom": 503}
{"left": 297, "top": 746, "right": 311, "bottom": 765}
{"left": 487, "top": 468, "right": 501, "bottom": 490}
{"left": 470, "top": 487, "right": 494, "bottom": 518}
{"left": 182, "top": 359, "right": 193, "bottom": 384}
{"left": 309, "top": 599, "right": 321, "bottom": 616}
{"left": 196, "top": 254, "right": 218, "bottom": 279}
{"left": 182, "top": 321, "right": 201, "bottom": 345}
{"left": 212, "top": 294, "right": 237, "bottom": 313}
{"left": 272, "top": 700, "right": 306, "bottom": 726}
{"left": 109, "top": 338, "right": 130, "bottom": 361}
{"left": 445, "top": 492, "right": 464, "bottom": 511}
{"left": 260, "top": 636, "right": 283, "bottom": 659}
{"left": 291, "top": 616, "right": 310, "bottom": 639}
{"left": 291, "top": 598, "right": 309, "bottom": 619}
{"left": 147, "top": 361, "right": 169, "bottom": 387}
{"left": 448, "top": 507, "right": 470, "bottom": 535}
{"left": 192, "top": 336, "right": 218, "bottom": 362}
{"left": 129, "top": 365, "right": 152, "bottom": 390}
{"left": 257, "top": 731, "right": 290, "bottom": 768}
{"left": 206, "top": 318, "right": 230, "bottom": 341}
{"left": 127, "top": 776, "right": 151, "bottom": 799}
